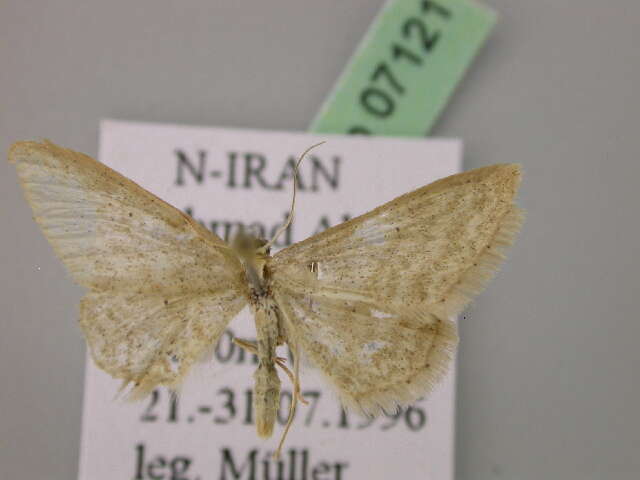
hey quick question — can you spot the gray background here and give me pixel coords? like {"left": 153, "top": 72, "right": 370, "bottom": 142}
{"left": 1, "top": 1, "right": 638, "bottom": 479}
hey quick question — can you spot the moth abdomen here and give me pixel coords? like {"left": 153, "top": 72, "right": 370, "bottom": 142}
{"left": 253, "top": 362, "right": 281, "bottom": 438}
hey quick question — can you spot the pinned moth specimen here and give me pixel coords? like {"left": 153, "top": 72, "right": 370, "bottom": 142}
{"left": 9, "top": 140, "right": 523, "bottom": 455}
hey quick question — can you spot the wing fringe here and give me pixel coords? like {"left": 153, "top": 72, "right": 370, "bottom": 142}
{"left": 440, "top": 205, "right": 525, "bottom": 318}
{"left": 338, "top": 316, "right": 458, "bottom": 417}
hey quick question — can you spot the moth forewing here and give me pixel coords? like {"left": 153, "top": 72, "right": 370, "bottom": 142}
{"left": 271, "top": 164, "right": 523, "bottom": 316}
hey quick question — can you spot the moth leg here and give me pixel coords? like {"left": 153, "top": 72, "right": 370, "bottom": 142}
{"left": 233, "top": 338, "right": 302, "bottom": 402}
{"left": 233, "top": 338, "right": 292, "bottom": 370}
{"left": 274, "top": 357, "right": 308, "bottom": 406}
{"left": 233, "top": 337, "right": 258, "bottom": 354}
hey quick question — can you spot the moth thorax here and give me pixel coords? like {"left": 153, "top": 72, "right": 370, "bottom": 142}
{"left": 231, "top": 231, "right": 272, "bottom": 290}
{"left": 253, "top": 363, "right": 281, "bottom": 438}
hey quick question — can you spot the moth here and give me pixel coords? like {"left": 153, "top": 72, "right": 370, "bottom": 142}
{"left": 9, "top": 140, "right": 522, "bottom": 455}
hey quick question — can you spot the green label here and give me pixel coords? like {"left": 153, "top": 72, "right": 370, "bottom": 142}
{"left": 309, "top": 0, "right": 496, "bottom": 136}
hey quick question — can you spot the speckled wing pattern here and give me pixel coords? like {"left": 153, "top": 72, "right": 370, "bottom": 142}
{"left": 9, "top": 141, "right": 247, "bottom": 397}
{"left": 271, "top": 165, "right": 523, "bottom": 415}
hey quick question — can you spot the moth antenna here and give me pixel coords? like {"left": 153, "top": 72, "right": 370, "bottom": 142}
{"left": 274, "top": 342, "right": 305, "bottom": 459}
{"left": 265, "top": 142, "right": 326, "bottom": 249}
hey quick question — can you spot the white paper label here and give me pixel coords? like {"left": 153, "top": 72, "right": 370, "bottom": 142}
{"left": 78, "top": 119, "right": 461, "bottom": 480}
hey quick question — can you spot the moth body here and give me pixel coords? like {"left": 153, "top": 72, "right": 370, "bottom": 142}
{"left": 232, "top": 230, "right": 284, "bottom": 438}
{"left": 252, "top": 303, "right": 282, "bottom": 438}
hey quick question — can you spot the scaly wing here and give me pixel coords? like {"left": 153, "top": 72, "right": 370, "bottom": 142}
{"left": 271, "top": 165, "right": 523, "bottom": 413}
{"left": 274, "top": 285, "right": 457, "bottom": 415}
{"left": 81, "top": 290, "right": 246, "bottom": 397}
{"left": 9, "top": 140, "right": 242, "bottom": 293}
{"left": 271, "top": 164, "right": 523, "bottom": 319}
{"left": 10, "top": 141, "right": 248, "bottom": 396}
